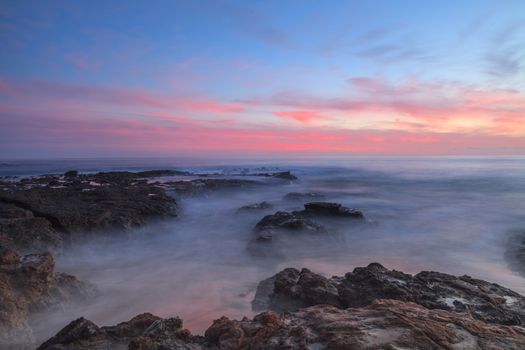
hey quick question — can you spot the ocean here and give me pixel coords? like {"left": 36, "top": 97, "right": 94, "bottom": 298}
{"left": 2, "top": 156, "right": 525, "bottom": 340}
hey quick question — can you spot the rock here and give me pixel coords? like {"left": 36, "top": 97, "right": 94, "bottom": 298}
{"left": 253, "top": 211, "right": 325, "bottom": 243}
{"left": 38, "top": 264, "right": 525, "bottom": 350}
{"left": 63, "top": 170, "right": 78, "bottom": 178}
{"left": 44, "top": 301, "right": 525, "bottom": 349}
{"left": 0, "top": 248, "right": 97, "bottom": 350}
{"left": 283, "top": 192, "right": 325, "bottom": 201}
{"left": 212, "top": 300, "right": 525, "bottom": 349}
{"left": 237, "top": 201, "right": 274, "bottom": 212}
{"left": 0, "top": 171, "right": 178, "bottom": 250}
{"left": 270, "top": 171, "right": 297, "bottom": 180}
{"left": 165, "top": 178, "right": 261, "bottom": 196}
{"left": 253, "top": 268, "right": 340, "bottom": 312}
{"left": 301, "top": 202, "right": 364, "bottom": 219}
{"left": 253, "top": 262, "right": 525, "bottom": 326}
{"left": 135, "top": 169, "right": 190, "bottom": 177}
{"left": 38, "top": 314, "right": 200, "bottom": 350}
{"left": 504, "top": 230, "right": 525, "bottom": 277}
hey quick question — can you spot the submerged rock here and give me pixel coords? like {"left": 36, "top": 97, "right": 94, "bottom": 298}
{"left": 0, "top": 247, "right": 97, "bottom": 350}
{"left": 504, "top": 230, "right": 525, "bottom": 277}
{"left": 165, "top": 178, "right": 261, "bottom": 196}
{"left": 253, "top": 211, "right": 325, "bottom": 243}
{"left": 283, "top": 192, "right": 325, "bottom": 201}
{"left": 236, "top": 201, "right": 274, "bottom": 212}
{"left": 301, "top": 202, "right": 364, "bottom": 219}
{"left": 253, "top": 262, "right": 525, "bottom": 326}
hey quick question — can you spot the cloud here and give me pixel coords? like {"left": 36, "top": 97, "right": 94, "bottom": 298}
{"left": 273, "top": 111, "right": 330, "bottom": 124}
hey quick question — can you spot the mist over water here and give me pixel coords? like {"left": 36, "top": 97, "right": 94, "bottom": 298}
{"left": 4, "top": 157, "right": 525, "bottom": 342}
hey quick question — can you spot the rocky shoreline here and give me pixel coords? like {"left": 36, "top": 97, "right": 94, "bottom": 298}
{"left": 1, "top": 169, "right": 524, "bottom": 349}
{"left": 37, "top": 263, "right": 525, "bottom": 349}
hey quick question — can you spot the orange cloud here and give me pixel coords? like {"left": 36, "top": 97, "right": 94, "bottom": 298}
{"left": 273, "top": 111, "right": 329, "bottom": 124}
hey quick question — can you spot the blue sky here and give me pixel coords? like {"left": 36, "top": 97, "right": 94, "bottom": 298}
{"left": 1, "top": 0, "right": 524, "bottom": 157}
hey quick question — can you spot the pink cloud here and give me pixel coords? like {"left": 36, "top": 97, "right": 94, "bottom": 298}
{"left": 273, "top": 111, "right": 329, "bottom": 124}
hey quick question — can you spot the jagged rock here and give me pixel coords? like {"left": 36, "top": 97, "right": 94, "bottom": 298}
{"left": 135, "top": 169, "right": 190, "bottom": 177}
{"left": 237, "top": 201, "right": 274, "bottom": 212}
{"left": 41, "top": 300, "right": 525, "bottom": 349}
{"left": 300, "top": 202, "right": 364, "bottom": 219}
{"left": 38, "top": 313, "right": 200, "bottom": 350}
{"left": 283, "top": 192, "right": 325, "bottom": 201}
{"left": 253, "top": 263, "right": 525, "bottom": 326}
{"left": 211, "top": 300, "right": 525, "bottom": 349}
{"left": 253, "top": 211, "right": 325, "bottom": 243}
{"left": 0, "top": 247, "right": 97, "bottom": 350}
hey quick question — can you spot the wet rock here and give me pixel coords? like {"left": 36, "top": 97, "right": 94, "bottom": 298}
{"left": 301, "top": 202, "right": 364, "bottom": 219}
{"left": 270, "top": 171, "right": 297, "bottom": 180}
{"left": 253, "top": 268, "right": 341, "bottom": 312}
{"left": 504, "top": 230, "right": 525, "bottom": 277}
{"left": 166, "top": 178, "right": 260, "bottom": 196}
{"left": 38, "top": 314, "right": 200, "bottom": 350}
{"left": 253, "top": 211, "right": 325, "bottom": 243}
{"left": 39, "top": 264, "right": 525, "bottom": 350}
{"left": 135, "top": 169, "right": 190, "bottom": 177}
{"left": 223, "top": 300, "right": 525, "bottom": 349}
{"left": 237, "top": 201, "right": 274, "bottom": 212}
{"left": 254, "top": 262, "right": 525, "bottom": 326}
{"left": 283, "top": 192, "right": 325, "bottom": 201}
{"left": 63, "top": 170, "right": 78, "bottom": 178}
{"left": 0, "top": 248, "right": 97, "bottom": 349}
{"left": 0, "top": 171, "right": 178, "bottom": 249}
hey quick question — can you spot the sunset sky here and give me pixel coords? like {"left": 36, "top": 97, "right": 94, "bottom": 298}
{"left": 1, "top": 0, "right": 524, "bottom": 158}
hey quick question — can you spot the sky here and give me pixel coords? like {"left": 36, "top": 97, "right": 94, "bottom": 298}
{"left": 1, "top": 0, "right": 525, "bottom": 158}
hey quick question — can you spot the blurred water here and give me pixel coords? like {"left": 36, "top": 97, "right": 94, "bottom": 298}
{"left": 4, "top": 157, "right": 525, "bottom": 341}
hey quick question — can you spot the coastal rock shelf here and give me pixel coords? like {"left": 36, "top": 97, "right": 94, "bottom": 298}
{"left": 38, "top": 263, "right": 525, "bottom": 350}
{"left": 0, "top": 171, "right": 179, "bottom": 253}
{"left": 0, "top": 247, "right": 97, "bottom": 349}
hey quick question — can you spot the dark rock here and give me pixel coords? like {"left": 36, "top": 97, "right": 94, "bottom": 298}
{"left": 135, "top": 169, "right": 190, "bottom": 177}
{"left": 255, "top": 211, "right": 323, "bottom": 232}
{"left": 237, "top": 201, "right": 274, "bottom": 212}
{"left": 38, "top": 314, "right": 198, "bottom": 350}
{"left": 283, "top": 192, "right": 325, "bottom": 201}
{"left": 63, "top": 170, "right": 78, "bottom": 178}
{"left": 301, "top": 202, "right": 364, "bottom": 219}
{"left": 504, "top": 230, "right": 525, "bottom": 277}
{"left": 0, "top": 248, "right": 97, "bottom": 349}
{"left": 165, "top": 178, "right": 260, "bottom": 196}
{"left": 271, "top": 171, "right": 297, "bottom": 180}
{"left": 254, "top": 262, "right": 525, "bottom": 326}
{"left": 0, "top": 171, "right": 178, "bottom": 250}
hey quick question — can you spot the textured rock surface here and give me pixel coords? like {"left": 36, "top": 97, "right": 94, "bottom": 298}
{"left": 237, "top": 201, "right": 274, "bottom": 212}
{"left": 253, "top": 263, "right": 525, "bottom": 326}
{"left": 0, "top": 171, "right": 179, "bottom": 252}
{"left": 0, "top": 247, "right": 97, "bottom": 349}
{"left": 39, "top": 300, "right": 525, "bottom": 349}
{"left": 165, "top": 178, "right": 261, "bottom": 196}
{"left": 301, "top": 202, "right": 364, "bottom": 219}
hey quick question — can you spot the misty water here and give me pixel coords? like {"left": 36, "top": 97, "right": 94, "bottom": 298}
{"left": 3, "top": 157, "right": 525, "bottom": 342}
